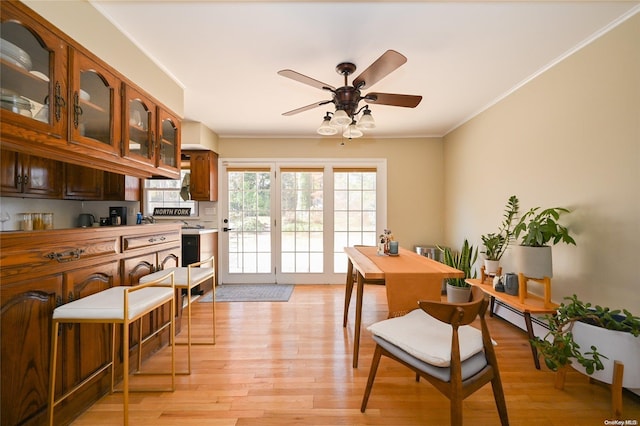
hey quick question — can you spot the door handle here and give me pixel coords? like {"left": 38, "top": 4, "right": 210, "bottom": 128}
{"left": 223, "top": 227, "right": 233, "bottom": 232}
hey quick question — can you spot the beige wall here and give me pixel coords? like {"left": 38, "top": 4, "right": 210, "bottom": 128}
{"left": 22, "top": 0, "right": 183, "bottom": 116}
{"left": 443, "top": 14, "right": 640, "bottom": 309}
{"left": 219, "top": 137, "right": 445, "bottom": 250}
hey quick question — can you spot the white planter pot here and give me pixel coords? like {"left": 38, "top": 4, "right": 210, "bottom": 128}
{"left": 446, "top": 283, "right": 472, "bottom": 303}
{"left": 571, "top": 320, "right": 640, "bottom": 388}
{"left": 513, "top": 245, "right": 553, "bottom": 278}
{"left": 484, "top": 259, "right": 500, "bottom": 275}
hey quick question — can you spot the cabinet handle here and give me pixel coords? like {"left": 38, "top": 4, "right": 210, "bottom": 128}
{"left": 46, "top": 248, "right": 85, "bottom": 263}
{"left": 55, "top": 295, "right": 63, "bottom": 308}
{"left": 16, "top": 175, "right": 22, "bottom": 185}
{"left": 22, "top": 175, "right": 28, "bottom": 185}
{"left": 54, "top": 81, "right": 66, "bottom": 122}
{"left": 73, "top": 92, "right": 83, "bottom": 129}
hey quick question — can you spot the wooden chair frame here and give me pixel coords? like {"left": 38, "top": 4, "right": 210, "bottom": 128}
{"left": 361, "top": 286, "right": 509, "bottom": 426}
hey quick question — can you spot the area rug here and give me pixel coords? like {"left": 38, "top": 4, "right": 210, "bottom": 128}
{"left": 199, "top": 284, "right": 294, "bottom": 302}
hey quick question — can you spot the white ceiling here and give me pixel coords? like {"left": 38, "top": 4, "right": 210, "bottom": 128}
{"left": 91, "top": 1, "right": 639, "bottom": 139}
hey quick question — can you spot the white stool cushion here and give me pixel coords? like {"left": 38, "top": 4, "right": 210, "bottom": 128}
{"left": 367, "top": 309, "right": 486, "bottom": 367}
{"left": 53, "top": 286, "right": 174, "bottom": 321}
{"left": 139, "top": 267, "right": 214, "bottom": 289}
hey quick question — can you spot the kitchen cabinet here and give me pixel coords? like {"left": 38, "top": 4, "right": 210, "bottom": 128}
{"left": 69, "top": 48, "right": 121, "bottom": 156}
{"left": 0, "top": 148, "right": 63, "bottom": 198}
{"left": 121, "top": 229, "right": 181, "bottom": 354}
{"left": 156, "top": 107, "right": 181, "bottom": 175}
{"left": 64, "top": 162, "right": 104, "bottom": 200}
{"left": 123, "top": 85, "right": 181, "bottom": 175}
{"left": 123, "top": 84, "right": 156, "bottom": 166}
{"left": 1, "top": 1, "right": 181, "bottom": 180}
{"left": 184, "top": 150, "right": 218, "bottom": 201}
{"left": 0, "top": 275, "right": 62, "bottom": 426}
{"left": 0, "top": 224, "right": 181, "bottom": 426}
{"left": 0, "top": 4, "right": 69, "bottom": 146}
{"left": 103, "top": 172, "right": 140, "bottom": 201}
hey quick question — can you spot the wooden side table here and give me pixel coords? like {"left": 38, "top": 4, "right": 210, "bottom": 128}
{"left": 467, "top": 279, "right": 558, "bottom": 369}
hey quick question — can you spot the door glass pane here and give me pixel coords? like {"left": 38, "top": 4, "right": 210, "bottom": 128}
{"left": 79, "top": 71, "right": 111, "bottom": 144}
{"left": 160, "top": 118, "right": 178, "bottom": 167}
{"left": 0, "top": 22, "right": 50, "bottom": 123}
{"left": 128, "top": 99, "right": 151, "bottom": 158}
{"left": 228, "top": 171, "right": 271, "bottom": 274}
{"left": 280, "top": 170, "right": 323, "bottom": 273}
{"left": 334, "top": 170, "right": 377, "bottom": 273}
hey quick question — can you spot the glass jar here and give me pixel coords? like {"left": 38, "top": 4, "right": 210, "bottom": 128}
{"left": 19, "top": 213, "right": 33, "bottom": 231}
{"left": 32, "top": 213, "right": 44, "bottom": 230}
{"left": 42, "top": 213, "right": 54, "bottom": 229}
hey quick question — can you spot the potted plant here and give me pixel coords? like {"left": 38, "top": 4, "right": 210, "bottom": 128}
{"left": 532, "top": 295, "right": 640, "bottom": 414}
{"left": 481, "top": 195, "right": 519, "bottom": 274}
{"left": 512, "top": 205, "right": 576, "bottom": 278}
{"left": 439, "top": 239, "right": 478, "bottom": 303}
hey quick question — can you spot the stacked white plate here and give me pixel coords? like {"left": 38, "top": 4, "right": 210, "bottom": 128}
{"left": 0, "top": 38, "right": 32, "bottom": 71}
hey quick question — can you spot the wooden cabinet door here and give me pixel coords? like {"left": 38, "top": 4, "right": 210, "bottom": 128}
{"left": 122, "top": 85, "right": 156, "bottom": 166}
{"left": 188, "top": 150, "right": 218, "bottom": 201}
{"left": 0, "top": 4, "right": 68, "bottom": 145}
{"left": 64, "top": 163, "right": 103, "bottom": 200}
{"left": 69, "top": 49, "right": 121, "bottom": 156}
{"left": 0, "top": 149, "right": 22, "bottom": 195}
{"left": 62, "top": 262, "right": 119, "bottom": 404}
{"left": 1, "top": 275, "right": 63, "bottom": 426}
{"left": 156, "top": 107, "right": 180, "bottom": 175}
{"left": 0, "top": 149, "right": 62, "bottom": 198}
{"left": 103, "top": 173, "right": 140, "bottom": 201}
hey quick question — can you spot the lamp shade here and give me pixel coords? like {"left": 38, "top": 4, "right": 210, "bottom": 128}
{"left": 357, "top": 110, "right": 376, "bottom": 129}
{"left": 343, "top": 122, "right": 363, "bottom": 139}
{"left": 317, "top": 117, "right": 338, "bottom": 135}
{"left": 330, "top": 109, "right": 352, "bottom": 126}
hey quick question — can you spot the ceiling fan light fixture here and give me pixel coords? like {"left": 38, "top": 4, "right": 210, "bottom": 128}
{"left": 356, "top": 108, "right": 376, "bottom": 129}
{"left": 343, "top": 121, "right": 363, "bottom": 139}
{"left": 317, "top": 114, "right": 338, "bottom": 135}
{"left": 330, "top": 109, "right": 352, "bottom": 127}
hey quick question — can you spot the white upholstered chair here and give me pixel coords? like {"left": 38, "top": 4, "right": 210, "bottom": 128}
{"left": 138, "top": 256, "right": 216, "bottom": 374}
{"left": 360, "top": 286, "right": 509, "bottom": 426}
{"left": 48, "top": 271, "right": 176, "bottom": 426}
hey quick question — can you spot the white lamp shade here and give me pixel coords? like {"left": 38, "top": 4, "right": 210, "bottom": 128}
{"left": 330, "top": 109, "right": 352, "bottom": 126}
{"left": 343, "top": 123, "right": 363, "bottom": 139}
{"left": 317, "top": 118, "right": 337, "bottom": 135}
{"left": 357, "top": 112, "right": 376, "bottom": 129}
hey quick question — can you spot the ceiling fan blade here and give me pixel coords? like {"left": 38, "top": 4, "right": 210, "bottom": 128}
{"left": 365, "top": 92, "right": 422, "bottom": 108}
{"left": 282, "top": 100, "right": 332, "bottom": 116}
{"left": 278, "top": 69, "right": 336, "bottom": 91}
{"left": 353, "top": 50, "right": 407, "bottom": 90}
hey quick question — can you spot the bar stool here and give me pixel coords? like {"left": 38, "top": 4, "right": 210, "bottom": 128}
{"left": 139, "top": 256, "right": 216, "bottom": 374}
{"left": 48, "top": 272, "right": 176, "bottom": 426}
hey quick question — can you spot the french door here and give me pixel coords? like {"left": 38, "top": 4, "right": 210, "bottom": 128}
{"left": 218, "top": 159, "right": 386, "bottom": 285}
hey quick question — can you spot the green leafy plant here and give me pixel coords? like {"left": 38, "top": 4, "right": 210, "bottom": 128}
{"left": 532, "top": 295, "right": 640, "bottom": 373}
{"left": 513, "top": 206, "right": 576, "bottom": 247}
{"left": 481, "top": 195, "right": 519, "bottom": 260}
{"left": 439, "top": 239, "right": 478, "bottom": 288}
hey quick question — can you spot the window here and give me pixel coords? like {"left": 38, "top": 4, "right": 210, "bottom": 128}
{"left": 333, "top": 169, "right": 377, "bottom": 273}
{"left": 144, "top": 170, "right": 197, "bottom": 217}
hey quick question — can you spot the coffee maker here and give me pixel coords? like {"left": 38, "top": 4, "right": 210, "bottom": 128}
{"left": 109, "top": 206, "right": 127, "bottom": 226}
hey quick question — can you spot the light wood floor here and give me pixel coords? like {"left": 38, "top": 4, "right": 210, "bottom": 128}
{"left": 73, "top": 284, "right": 639, "bottom": 425}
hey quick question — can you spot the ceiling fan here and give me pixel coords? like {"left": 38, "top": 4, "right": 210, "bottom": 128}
{"left": 278, "top": 50, "right": 422, "bottom": 138}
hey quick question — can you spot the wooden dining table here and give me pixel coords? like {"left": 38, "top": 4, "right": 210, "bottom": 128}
{"left": 343, "top": 246, "right": 464, "bottom": 368}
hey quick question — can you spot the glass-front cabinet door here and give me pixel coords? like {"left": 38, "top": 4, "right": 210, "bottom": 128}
{"left": 0, "top": 9, "right": 68, "bottom": 142}
{"left": 69, "top": 49, "right": 120, "bottom": 155}
{"left": 156, "top": 107, "right": 180, "bottom": 174}
{"left": 123, "top": 85, "right": 156, "bottom": 166}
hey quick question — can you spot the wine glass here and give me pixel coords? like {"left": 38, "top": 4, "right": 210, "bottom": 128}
{"left": 0, "top": 211, "right": 10, "bottom": 231}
